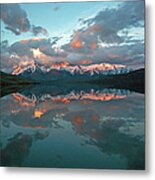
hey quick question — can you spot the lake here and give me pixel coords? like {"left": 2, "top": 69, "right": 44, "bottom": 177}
{"left": 0, "top": 86, "right": 145, "bottom": 169}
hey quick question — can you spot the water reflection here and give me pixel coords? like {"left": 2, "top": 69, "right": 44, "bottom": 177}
{"left": 1, "top": 132, "right": 49, "bottom": 167}
{"left": 0, "top": 86, "right": 145, "bottom": 169}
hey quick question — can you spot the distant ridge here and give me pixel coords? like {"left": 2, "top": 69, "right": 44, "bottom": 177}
{"left": 0, "top": 71, "right": 37, "bottom": 86}
{"left": 87, "top": 68, "right": 145, "bottom": 93}
{"left": 0, "top": 71, "right": 38, "bottom": 97}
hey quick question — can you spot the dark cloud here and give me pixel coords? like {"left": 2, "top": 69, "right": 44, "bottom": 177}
{"left": 0, "top": 40, "right": 19, "bottom": 73}
{"left": 0, "top": 38, "right": 69, "bottom": 73}
{"left": 61, "top": 1, "right": 144, "bottom": 68}
{"left": 29, "top": 39, "right": 50, "bottom": 48}
{"left": 91, "top": 42, "right": 144, "bottom": 69}
{"left": 51, "top": 36, "right": 63, "bottom": 45}
{"left": 64, "top": 42, "right": 144, "bottom": 69}
{"left": 10, "top": 42, "right": 33, "bottom": 57}
{"left": 5, "top": 26, "right": 21, "bottom": 35}
{"left": 62, "top": 29, "right": 99, "bottom": 55}
{"left": 63, "top": 1, "right": 144, "bottom": 56}
{"left": 39, "top": 46, "right": 66, "bottom": 57}
{"left": 9, "top": 38, "right": 67, "bottom": 59}
{"left": 66, "top": 53, "right": 91, "bottom": 64}
{"left": 0, "top": 40, "right": 10, "bottom": 52}
{"left": 32, "top": 25, "right": 48, "bottom": 36}
{"left": 0, "top": 4, "right": 30, "bottom": 35}
{"left": 81, "top": 1, "right": 144, "bottom": 44}
{"left": 0, "top": 4, "right": 48, "bottom": 36}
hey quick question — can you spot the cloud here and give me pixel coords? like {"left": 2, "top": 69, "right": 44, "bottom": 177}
{"left": 0, "top": 38, "right": 68, "bottom": 72}
{"left": 63, "top": 28, "right": 99, "bottom": 55}
{"left": 32, "top": 25, "right": 48, "bottom": 36}
{"left": 10, "top": 42, "right": 33, "bottom": 57}
{"left": 61, "top": 1, "right": 144, "bottom": 68}
{"left": 63, "top": 42, "right": 144, "bottom": 69}
{"left": 0, "top": 4, "right": 48, "bottom": 36}
{"left": 81, "top": 1, "right": 144, "bottom": 44}
{"left": 18, "top": 38, "right": 67, "bottom": 58}
{"left": 66, "top": 53, "right": 90, "bottom": 64}
{"left": 64, "top": 1, "right": 144, "bottom": 53}
{"left": 0, "top": 4, "right": 30, "bottom": 35}
{"left": 91, "top": 42, "right": 144, "bottom": 69}
{"left": 50, "top": 36, "right": 63, "bottom": 46}
{"left": 0, "top": 40, "right": 20, "bottom": 73}
{"left": 5, "top": 26, "right": 21, "bottom": 35}
{"left": 63, "top": 1, "right": 144, "bottom": 55}
{"left": 0, "top": 1, "right": 144, "bottom": 72}
{"left": 0, "top": 38, "right": 66, "bottom": 73}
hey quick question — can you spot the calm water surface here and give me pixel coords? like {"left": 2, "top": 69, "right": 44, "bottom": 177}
{"left": 0, "top": 86, "right": 145, "bottom": 169}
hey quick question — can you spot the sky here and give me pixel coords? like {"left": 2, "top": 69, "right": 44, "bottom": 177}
{"left": 0, "top": 0, "right": 145, "bottom": 73}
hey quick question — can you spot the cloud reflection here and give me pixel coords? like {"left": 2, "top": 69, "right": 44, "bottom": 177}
{"left": 0, "top": 87, "right": 144, "bottom": 169}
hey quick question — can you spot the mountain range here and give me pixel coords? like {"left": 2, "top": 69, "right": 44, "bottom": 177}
{"left": 12, "top": 61, "right": 132, "bottom": 81}
{"left": 0, "top": 60, "right": 145, "bottom": 97}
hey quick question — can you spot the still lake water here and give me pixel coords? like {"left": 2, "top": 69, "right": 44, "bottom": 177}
{"left": 0, "top": 85, "right": 145, "bottom": 169}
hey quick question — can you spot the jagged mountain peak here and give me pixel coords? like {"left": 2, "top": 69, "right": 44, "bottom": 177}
{"left": 12, "top": 61, "right": 132, "bottom": 80}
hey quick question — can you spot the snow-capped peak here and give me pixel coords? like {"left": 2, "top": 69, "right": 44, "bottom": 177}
{"left": 12, "top": 61, "right": 131, "bottom": 76}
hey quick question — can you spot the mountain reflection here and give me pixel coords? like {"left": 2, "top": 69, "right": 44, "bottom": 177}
{"left": 12, "top": 88, "right": 129, "bottom": 106}
{"left": 0, "top": 86, "right": 144, "bottom": 169}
